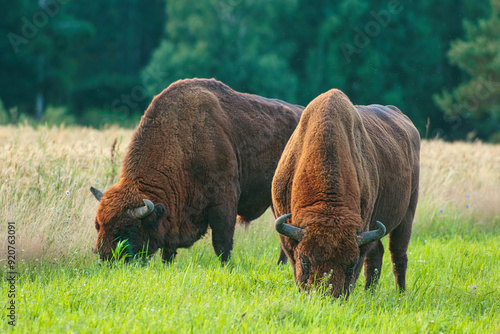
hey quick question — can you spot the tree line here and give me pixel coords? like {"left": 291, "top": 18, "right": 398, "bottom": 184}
{"left": 1, "top": 0, "right": 498, "bottom": 141}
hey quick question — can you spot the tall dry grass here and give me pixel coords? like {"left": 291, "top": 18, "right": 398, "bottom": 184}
{"left": 0, "top": 125, "right": 499, "bottom": 261}
{"left": 0, "top": 125, "right": 132, "bottom": 261}
{"left": 416, "top": 140, "right": 500, "bottom": 234}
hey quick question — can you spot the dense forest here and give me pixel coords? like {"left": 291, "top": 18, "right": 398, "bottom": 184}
{"left": 1, "top": 0, "right": 499, "bottom": 141}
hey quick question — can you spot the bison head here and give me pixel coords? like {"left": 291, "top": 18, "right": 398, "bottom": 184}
{"left": 275, "top": 213, "right": 385, "bottom": 298}
{"left": 90, "top": 185, "right": 167, "bottom": 261}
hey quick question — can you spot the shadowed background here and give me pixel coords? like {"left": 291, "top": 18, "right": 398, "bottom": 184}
{"left": 1, "top": 0, "right": 499, "bottom": 141}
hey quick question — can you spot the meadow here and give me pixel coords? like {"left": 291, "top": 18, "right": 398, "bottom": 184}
{"left": 1, "top": 125, "right": 499, "bottom": 333}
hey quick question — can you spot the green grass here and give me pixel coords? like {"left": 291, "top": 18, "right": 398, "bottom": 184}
{"left": 2, "top": 212, "right": 499, "bottom": 333}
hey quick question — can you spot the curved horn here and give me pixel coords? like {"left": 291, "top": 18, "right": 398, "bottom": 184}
{"left": 356, "top": 221, "right": 386, "bottom": 246}
{"left": 275, "top": 213, "right": 305, "bottom": 241}
{"left": 129, "top": 199, "right": 155, "bottom": 219}
{"left": 90, "top": 186, "right": 104, "bottom": 202}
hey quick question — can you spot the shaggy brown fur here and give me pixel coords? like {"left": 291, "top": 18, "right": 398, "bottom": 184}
{"left": 92, "top": 78, "right": 303, "bottom": 262}
{"left": 272, "top": 89, "right": 420, "bottom": 297}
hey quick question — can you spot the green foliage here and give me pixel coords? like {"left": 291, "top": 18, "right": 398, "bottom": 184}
{"left": 0, "top": 99, "right": 8, "bottom": 124}
{"left": 42, "top": 105, "right": 76, "bottom": 127}
{"left": 0, "top": 1, "right": 165, "bottom": 119}
{"left": 111, "top": 239, "right": 132, "bottom": 262}
{"left": 288, "top": 0, "right": 490, "bottom": 134}
{"left": 489, "top": 132, "right": 500, "bottom": 143}
{"left": 143, "top": 0, "right": 491, "bottom": 139}
{"left": 79, "top": 108, "right": 141, "bottom": 129}
{"left": 1, "top": 0, "right": 498, "bottom": 139}
{"left": 143, "top": 0, "right": 299, "bottom": 101}
{"left": 63, "top": 0, "right": 166, "bottom": 115}
{"left": 435, "top": 0, "right": 500, "bottom": 140}
{"left": 0, "top": 106, "right": 140, "bottom": 129}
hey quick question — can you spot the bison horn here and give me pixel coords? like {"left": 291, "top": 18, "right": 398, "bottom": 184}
{"left": 90, "top": 187, "right": 104, "bottom": 202}
{"left": 356, "top": 221, "right": 386, "bottom": 246}
{"left": 129, "top": 199, "right": 155, "bottom": 219}
{"left": 275, "top": 213, "right": 305, "bottom": 241}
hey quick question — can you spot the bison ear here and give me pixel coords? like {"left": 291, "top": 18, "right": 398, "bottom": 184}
{"left": 142, "top": 204, "right": 168, "bottom": 231}
{"left": 90, "top": 187, "right": 104, "bottom": 202}
{"left": 154, "top": 204, "right": 168, "bottom": 224}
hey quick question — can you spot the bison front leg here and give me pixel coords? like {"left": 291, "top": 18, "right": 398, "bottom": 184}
{"left": 364, "top": 240, "right": 385, "bottom": 290}
{"left": 277, "top": 246, "right": 288, "bottom": 265}
{"left": 272, "top": 206, "right": 289, "bottom": 265}
{"left": 207, "top": 205, "right": 237, "bottom": 263}
{"left": 161, "top": 248, "right": 177, "bottom": 263}
{"left": 211, "top": 223, "right": 235, "bottom": 263}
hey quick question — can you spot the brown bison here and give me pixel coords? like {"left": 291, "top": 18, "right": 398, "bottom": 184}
{"left": 90, "top": 78, "right": 303, "bottom": 263}
{"left": 272, "top": 89, "right": 420, "bottom": 297}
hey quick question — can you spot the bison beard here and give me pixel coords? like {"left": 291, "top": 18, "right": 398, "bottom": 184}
{"left": 90, "top": 78, "right": 303, "bottom": 263}
{"left": 272, "top": 89, "right": 420, "bottom": 298}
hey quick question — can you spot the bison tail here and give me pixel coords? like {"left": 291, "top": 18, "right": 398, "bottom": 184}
{"left": 236, "top": 215, "right": 251, "bottom": 229}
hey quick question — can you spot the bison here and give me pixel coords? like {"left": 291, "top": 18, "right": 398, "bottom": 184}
{"left": 272, "top": 89, "right": 420, "bottom": 298}
{"left": 90, "top": 78, "right": 303, "bottom": 263}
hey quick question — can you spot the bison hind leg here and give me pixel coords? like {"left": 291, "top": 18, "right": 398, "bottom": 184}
{"left": 389, "top": 219, "right": 412, "bottom": 293}
{"left": 389, "top": 187, "right": 417, "bottom": 293}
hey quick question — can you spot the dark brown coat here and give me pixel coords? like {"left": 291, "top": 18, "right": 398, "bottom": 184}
{"left": 272, "top": 89, "right": 420, "bottom": 297}
{"left": 91, "top": 78, "right": 303, "bottom": 262}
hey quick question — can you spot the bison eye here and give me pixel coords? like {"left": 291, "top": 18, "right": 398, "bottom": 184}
{"left": 345, "top": 259, "right": 359, "bottom": 282}
{"left": 298, "top": 252, "right": 311, "bottom": 281}
{"left": 95, "top": 220, "right": 100, "bottom": 231}
{"left": 347, "top": 259, "right": 359, "bottom": 272}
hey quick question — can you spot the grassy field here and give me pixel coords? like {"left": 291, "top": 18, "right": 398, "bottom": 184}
{"left": 1, "top": 125, "right": 499, "bottom": 333}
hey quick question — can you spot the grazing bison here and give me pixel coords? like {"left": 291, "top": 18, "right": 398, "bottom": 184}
{"left": 90, "top": 78, "right": 303, "bottom": 263}
{"left": 272, "top": 89, "right": 420, "bottom": 297}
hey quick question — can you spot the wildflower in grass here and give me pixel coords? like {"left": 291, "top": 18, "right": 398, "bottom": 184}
{"left": 466, "top": 204, "right": 469, "bottom": 208}
{"left": 66, "top": 190, "right": 70, "bottom": 196}
{"left": 78, "top": 188, "right": 82, "bottom": 193}
{"left": 439, "top": 209, "right": 443, "bottom": 213}
{"left": 466, "top": 194, "right": 470, "bottom": 198}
